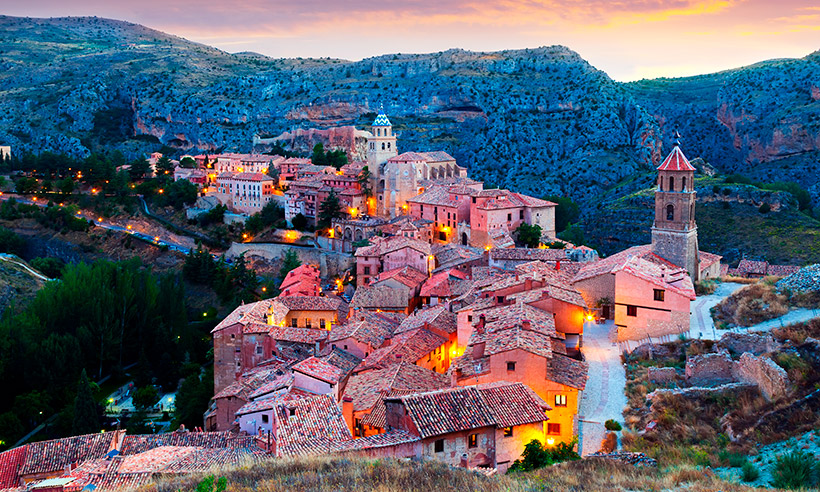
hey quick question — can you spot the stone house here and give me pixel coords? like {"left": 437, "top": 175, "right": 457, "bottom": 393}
{"left": 572, "top": 246, "right": 696, "bottom": 343}
{"left": 354, "top": 236, "right": 431, "bottom": 286}
{"left": 290, "top": 348, "right": 361, "bottom": 401}
{"left": 468, "top": 190, "right": 556, "bottom": 249}
{"left": 382, "top": 382, "right": 550, "bottom": 472}
{"left": 369, "top": 266, "right": 428, "bottom": 312}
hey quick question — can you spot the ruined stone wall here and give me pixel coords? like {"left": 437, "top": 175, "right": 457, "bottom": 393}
{"left": 717, "top": 332, "right": 780, "bottom": 356}
{"left": 648, "top": 367, "right": 678, "bottom": 384}
{"left": 684, "top": 350, "right": 735, "bottom": 386}
{"left": 225, "top": 242, "right": 355, "bottom": 278}
{"left": 735, "top": 352, "right": 789, "bottom": 401}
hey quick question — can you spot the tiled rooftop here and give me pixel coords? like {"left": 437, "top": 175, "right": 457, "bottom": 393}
{"left": 395, "top": 305, "right": 457, "bottom": 335}
{"left": 358, "top": 328, "right": 446, "bottom": 371}
{"left": 343, "top": 362, "right": 449, "bottom": 412}
{"left": 372, "top": 266, "right": 428, "bottom": 290}
{"left": 275, "top": 394, "right": 352, "bottom": 457}
{"left": 20, "top": 432, "right": 115, "bottom": 476}
{"left": 354, "top": 236, "right": 431, "bottom": 258}
{"left": 349, "top": 285, "right": 409, "bottom": 311}
{"left": 328, "top": 311, "right": 402, "bottom": 347}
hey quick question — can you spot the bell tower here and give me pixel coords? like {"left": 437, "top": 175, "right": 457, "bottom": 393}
{"left": 651, "top": 138, "right": 700, "bottom": 281}
{"left": 366, "top": 106, "right": 397, "bottom": 181}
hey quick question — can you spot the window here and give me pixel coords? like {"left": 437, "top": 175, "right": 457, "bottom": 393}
{"left": 555, "top": 394, "right": 567, "bottom": 407}
{"left": 507, "top": 213, "right": 512, "bottom": 221}
{"left": 320, "top": 319, "right": 326, "bottom": 330}
{"left": 261, "top": 414, "right": 269, "bottom": 423}
{"left": 305, "top": 318, "right": 312, "bottom": 329}
{"left": 547, "top": 423, "right": 561, "bottom": 435}
{"left": 291, "top": 318, "right": 298, "bottom": 327}
{"left": 503, "top": 427, "right": 513, "bottom": 437}
{"left": 468, "top": 434, "right": 478, "bottom": 448}
{"left": 653, "top": 289, "right": 665, "bottom": 302}
{"left": 682, "top": 176, "right": 687, "bottom": 191}
{"left": 666, "top": 204, "right": 674, "bottom": 221}
{"left": 668, "top": 176, "right": 674, "bottom": 191}
{"left": 434, "top": 439, "right": 444, "bottom": 453}
{"left": 364, "top": 266, "right": 371, "bottom": 275}
{"left": 506, "top": 361, "right": 516, "bottom": 371}
{"left": 519, "top": 210, "right": 524, "bottom": 219}
{"left": 497, "top": 296, "right": 504, "bottom": 303}
{"left": 255, "top": 346, "right": 263, "bottom": 355}
{"left": 467, "top": 315, "right": 473, "bottom": 323}
{"left": 289, "top": 408, "right": 296, "bottom": 417}
{"left": 627, "top": 305, "right": 637, "bottom": 317}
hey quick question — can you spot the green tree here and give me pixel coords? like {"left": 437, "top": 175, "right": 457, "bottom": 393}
{"left": 30, "top": 257, "right": 65, "bottom": 279}
{"left": 291, "top": 213, "right": 308, "bottom": 231}
{"left": 132, "top": 386, "right": 160, "bottom": 410}
{"left": 358, "top": 166, "right": 372, "bottom": 198}
{"left": 173, "top": 366, "right": 212, "bottom": 430}
{"left": 183, "top": 246, "right": 217, "bottom": 285}
{"left": 515, "top": 223, "right": 542, "bottom": 248}
{"left": 155, "top": 156, "right": 174, "bottom": 176}
{"left": 546, "top": 195, "right": 580, "bottom": 233}
{"left": 0, "top": 227, "right": 25, "bottom": 255}
{"left": 15, "top": 177, "right": 38, "bottom": 194}
{"left": 279, "top": 249, "right": 301, "bottom": 280}
{"left": 311, "top": 143, "right": 326, "bottom": 166}
{"left": 129, "top": 159, "right": 150, "bottom": 180}
{"left": 72, "top": 369, "right": 100, "bottom": 435}
{"left": 317, "top": 190, "right": 344, "bottom": 229}
{"left": 58, "top": 178, "right": 75, "bottom": 195}
{"left": 179, "top": 157, "right": 197, "bottom": 169}
{"left": 558, "top": 224, "right": 586, "bottom": 246}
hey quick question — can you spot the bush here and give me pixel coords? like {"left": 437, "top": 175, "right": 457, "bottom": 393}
{"left": 291, "top": 213, "right": 308, "bottom": 231}
{"left": 770, "top": 450, "right": 818, "bottom": 489}
{"left": 758, "top": 202, "right": 771, "bottom": 214}
{"left": 0, "top": 227, "right": 25, "bottom": 255}
{"left": 718, "top": 450, "right": 747, "bottom": 467}
{"left": 508, "top": 439, "right": 580, "bottom": 472}
{"left": 604, "top": 419, "right": 622, "bottom": 431}
{"left": 741, "top": 461, "right": 759, "bottom": 482}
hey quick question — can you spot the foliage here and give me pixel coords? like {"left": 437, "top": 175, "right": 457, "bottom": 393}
{"left": 0, "top": 227, "right": 25, "bottom": 255}
{"left": 173, "top": 365, "right": 213, "bottom": 430}
{"left": 30, "top": 257, "right": 65, "bottom": 279}
{"left": 760, "top": 181, "right": 812, "bottom": 211}
{"left": 546, "top": 195, "right": 580, "bottom": 233}
{"left": 291, "top": 213, "right": 308, "bottom": 231}
{"left": 358, "top": 166, "right": 372, "bottom": 198}
{"left": 196, "top": 475, "right": 227, "bottom": 492}
{"left": 770, "top": 450, "right": 818, "bottom": 489}
{"left": 758, "top": 202, "right": 771, "bottom": 214}
{"left": 311, "top": 143, "right": 348, "bottom": 169}
{"left": 15, "top": 177, "right": 38, "bottom": 194}
{"left": 279, "top": 249, "right": 301, "bottom": 280}
{"left": 244, "top": 201, "right": 284, "bottom": 234}
{"left": 72, "top": 369, "right": 101, "bottom": 435}
{"left": 558, "top": 224, "right": 586, "bottom": 246}
{"left": 155, "top": 156, "right": 175, "bottom": 176}
{"left": 515, "top": 223, "right": 542, "bottom": 248}
{"left": 317, "top": 190, "right": 344, "bottom": 229}
{"left": 740, "top": 461, "right": 759, "bottom": 482}
{"left": 508, "top": 439, "right": 580, "bottom": 472}
{"left": 132, "top": 385, "right": 160, "bottom": 410}
{"left": 129, "top": 158, "right": 150, "bottom": 180}
{"left": 183, "top": 246, "right": 218, "bottom": 285}
{"left": 179, "top": 157, "right": 197, "bottom": 169}
{"left": 197, "top": 204, "right": 227, "bottom": 228}
{"left": 604, "top": 419, "right": 622, "bottom": 431}
{"left": 154, "top": 179, "right": 197, "bottom": 209}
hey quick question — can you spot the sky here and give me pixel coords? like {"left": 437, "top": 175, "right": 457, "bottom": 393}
{"left": 3, "top": 0, "right": 819, "bottom": 81}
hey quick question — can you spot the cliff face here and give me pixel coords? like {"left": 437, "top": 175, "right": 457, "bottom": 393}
{"left": 0, "top": 16, "right": 818, "bottom": 207}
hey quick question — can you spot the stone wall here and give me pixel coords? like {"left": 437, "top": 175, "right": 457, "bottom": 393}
{"left": 735, "top": 353, "right": 789, "bottom": 401}
{"left": 648, "top": 367, "right": 678, "bottom": 384}
{"left": 684, "top": 350, "right": 735, "bottom": 386}
{"left": 225, "top": 242, "right": 355, "bottom": 278}
{"left": 717, "top": 332, "right": 780, "bottom": 356}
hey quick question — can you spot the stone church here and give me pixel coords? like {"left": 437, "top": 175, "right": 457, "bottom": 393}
{"left": 365, "top": 108, "right": 468, "bottom": 217}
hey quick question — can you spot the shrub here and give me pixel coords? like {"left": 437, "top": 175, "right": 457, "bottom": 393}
{"left": 718, "top": 449, "right": 747, "bottom": 467}
{"left": 770, "top": 450, "right": 817, "bottom": 489}
{"left": 741, "top": 461, "right": 759, "bottom": 482}
{"left": 758, "top": 202, "right": 771, "bottom": 214}
{"left": 508, "top": 439, "right": 580, "bottom": 472}
{"left": 604, "top": 419, "right": 622, "bottom": 431}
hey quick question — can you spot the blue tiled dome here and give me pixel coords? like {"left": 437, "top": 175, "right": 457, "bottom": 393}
{"left": 372, "top": 109, "right": 391, "bottom": 127}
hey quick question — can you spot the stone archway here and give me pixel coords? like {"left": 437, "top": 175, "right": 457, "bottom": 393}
{"left": 461, "top": 232, "right": 468, "bottom": 246}
{"left": 354, "top": 229, "right": 363, "bottom": 241}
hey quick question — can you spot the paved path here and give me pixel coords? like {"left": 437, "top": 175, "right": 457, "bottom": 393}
{"left": 578, "top": 320, "right": 626, "bottom": 456}
{"left": 689, "top": 282, "right": 819, "bottom": 340}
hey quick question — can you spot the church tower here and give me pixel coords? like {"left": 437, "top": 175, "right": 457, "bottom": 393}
{"left": 651, "top": 141, "right": 700, "bottom": 281}
{"left": 366, "top": 107, "right": 398, "bottom": 181}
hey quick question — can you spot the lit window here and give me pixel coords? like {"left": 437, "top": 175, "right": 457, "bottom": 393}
{"left": 547, "top": 423, "right": 561, "bottom": 435}
{"left": 555, "top": 394, "right": 567, "bottom": 407}
{"left": 468, "top": 434, "right": 478, "bottom": 448}
{"left": 503, "top": 427, "right": 513, "bottom": 437}
{"left": 291, "top": 318, "right": 298, "bottom": 327}
{"left": 653, "top": 289, "right": 665, "bottom": 302}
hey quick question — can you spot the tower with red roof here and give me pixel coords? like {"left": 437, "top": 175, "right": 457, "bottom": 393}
{"left": 651, "top": 139, "right": 700, "bottom": 281}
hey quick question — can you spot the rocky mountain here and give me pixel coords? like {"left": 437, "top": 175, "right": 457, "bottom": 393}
{"left": 0, "top": 16, "right": 818, "bottom": 210}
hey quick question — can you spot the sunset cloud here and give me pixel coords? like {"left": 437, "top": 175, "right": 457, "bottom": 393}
{"left": 3, "top": 0, "right": 818, "bottom": 80}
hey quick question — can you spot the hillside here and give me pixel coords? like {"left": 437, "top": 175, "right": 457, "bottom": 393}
{"left": 0, "top": 253, "right": 47, "bottom": 313}
{"left": 2, "top": 16, "right": 818, "bottom": 208}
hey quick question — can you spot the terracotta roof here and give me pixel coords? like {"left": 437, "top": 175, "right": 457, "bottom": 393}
{"left": 247, "top": 325, "right": 328, "bottom": 344}
{"left": 395, "top": 305, "right": 457, "bottom": 335}
{"left": 331, "top": 430, "right": 420, "bottom": 453}
{"left": 406, "top": 186, "right": 454, "bottom": 207}
{"left": 212, "top": 299, "right": 273, "bottom": 333}
{"left": 120, "top": 431, "right": 253, "bottom": 455}
{"left": 349, "top": 285, "right": 409, "bottom": 311}
{"left": 232, "top": 172, "right": 273, "bottom": 181}
{"left": 420, "top": 269, "right": 471, "bottom": 298}
{"left": 389, "top": 382, "right": 549, "bottom": 439}
{"left": 490, "top": 248, "right": 569, "bottom": 261}
{"left": 358, "top": 328, "right": 446, "bottom": 371}
{"left": 343, "top": 363, "right": 449, "bottom": 412}
{"left": 767, "top": 264, "right": 801, "bottom": 276}
{"left": 235, "top": 388, "right": 314, "bottom": 416}
{"left": 546, "top": 354, "right": 589, "bottom": 390}
{"left": 292, "top": 348, "right": 361, "bottom": 384}
{"left": 737, "top": 259, "right": 768, "bottom": 275}
{"left": 0, "top": 446, "right": 26, "bottom": 489}
{"left": 275, "top": 295, "right": 342, "bottom": 313}
{"left": 372, "top": 266, "right": 428, "bottom": 290}
{"left": 328, "top": 311, "right": 402, "bottom": 347}
{"left": 476, "top": 190, "right": 556, "bottom": 210}
{"left": 657, "top": 145, "right": 696, "bottom": 171}
{"left": 359, "top": 389, "right": 419, "bottom": 429}
{"left": 248, "top": 373, "right": 294, "bottom": 400}
{"left": 417, "top": 151, "right": 456, "bottom": 163}
{"left": 389, "top": 152, "right": 427, "bottom": 162}
{"left": 354, "top": 236, "right": 431, "bottom": 257}
{"left": 698, "top": 251, "right": 722, "bottom": 270}
{"left": 274, "top": 394, "right": 352, "bottom": 457}
{"left": 20, "top": 433, "right": 115, "bottom": 476}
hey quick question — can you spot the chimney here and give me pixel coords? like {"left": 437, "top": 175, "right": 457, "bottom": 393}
{"left": 475, "top": 314, "right": 486, "bottom": 334}
{"left": 342, "top": 396, "right": 354, "bottom": 435}
{"left": 522, "top": 319, "right": 531, "bottom": 331}
{"left": 555, "top": 260, "right": 561, "bottom": 271}
{"left": 524, "top": 278, "right": 533, "bottom": 291}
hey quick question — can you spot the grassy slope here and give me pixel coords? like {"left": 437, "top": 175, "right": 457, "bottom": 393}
{"left": 0, "top": 254, "right": 46, "bottom": 313}
{"left": 149, "top": 455, "right": 778, "bottom": 492}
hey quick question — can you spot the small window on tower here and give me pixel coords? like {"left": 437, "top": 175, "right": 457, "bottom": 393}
{"left": 382, "top": 143, "right": 385, "bottom": 150}
{"left": 669, "top": 176, "right": 675, "bottom": 190}
{"left": 666, "top": 204, "right": 674, "bottom": 221}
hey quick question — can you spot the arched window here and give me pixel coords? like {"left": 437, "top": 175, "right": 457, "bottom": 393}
{"left": 387, "top": 142, "right": 391, "bottom": 149}
{"left": 682, "top": 176, "right": 687, "bottom": 191}
{"left": 377, "top": 128, "right": 381, "bottom": 136}
{"left": 690, "top": 203, "right": 694, "bottom": 220}
{"left": 668, "top": 176, "right": 675, "bottom": 191}
{"left": 382, "top": 143, "right": 385, "bottom": 150}
{"left": 666, "top": 204, "right": 674, "bottom": 221}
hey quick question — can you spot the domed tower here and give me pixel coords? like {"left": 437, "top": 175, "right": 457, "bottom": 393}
{"left": 651, "top": 140, "right": 699, "bottom": 281}
{"left": 366, "top": 106, "right": 398, "bottom": 181}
